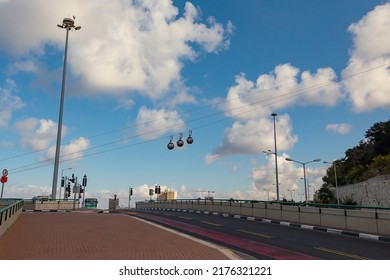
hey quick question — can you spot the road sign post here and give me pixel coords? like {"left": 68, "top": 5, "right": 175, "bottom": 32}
{"left": 1, "top": 169, "right": 8, "bottom": 199}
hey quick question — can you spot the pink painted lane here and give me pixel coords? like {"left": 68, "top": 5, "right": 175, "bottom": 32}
{"left": 134, "top": 212, "right": 319, "bottom": 260}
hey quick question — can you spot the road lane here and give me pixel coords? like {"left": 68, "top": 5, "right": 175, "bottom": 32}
{"left": 131, "top": 209, "right": 390, "bottom": 260}
{"left": 131, "top": 211, "right": 318, "bottom": 260}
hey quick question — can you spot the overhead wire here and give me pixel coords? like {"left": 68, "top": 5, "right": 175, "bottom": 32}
{"left": 2, "top": 55, "right": 388, "bottom": 164}
{"left": 5, "top": 57, "right": 390, "bottom": 174}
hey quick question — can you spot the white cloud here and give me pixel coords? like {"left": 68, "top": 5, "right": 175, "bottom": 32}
{"left": 135, "top": 106, "right": 186, "bottom": 140}
{"left": 247, "top": 153, "right": 325, "bottom": 201}
{"left": 49, "top": 137, "right": 91, "bottom": 162}
{"left": 205, "top": 115, "right": 298, "bottom": 163}
{"left": 0, "top": 0, "right": 232, "bottom": 102}
{"left": 326, "top": 123, "right": 352, "bottom": 135}
{"left": 4, "top": 184, "right": 51, "bottom": 199}
{"left": 9, "top": 60, "right": 39, "bottom": 74}
{"left": 342, "top": 3, "right": 390, "bottom": 112}
{"left": 0, "top": 79, "right": 24, "bottom": 127}
{"left": 205, "top": 63, "right": 342, "bottom": 162}
{"left": 14, "top": 117, "right": 90, "bottom": 162}
{"left": 15, "top": 118, "right": 61, "bottom": 150}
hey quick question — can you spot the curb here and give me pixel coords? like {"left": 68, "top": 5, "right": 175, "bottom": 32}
{"left": 141, "top": 207, "right": 390, "bottom": 243}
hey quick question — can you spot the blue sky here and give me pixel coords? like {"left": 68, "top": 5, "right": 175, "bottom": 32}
{"left": 1, "top": 0, "right": 389, "bottom": 208}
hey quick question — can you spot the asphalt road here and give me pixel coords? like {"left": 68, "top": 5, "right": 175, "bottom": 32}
{"left": 130, "top": 209, "right": 390, "bottom": 260}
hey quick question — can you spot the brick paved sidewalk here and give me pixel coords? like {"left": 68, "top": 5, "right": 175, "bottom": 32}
{"left": 0, "top": 211, "right": 233, "bottom": 260}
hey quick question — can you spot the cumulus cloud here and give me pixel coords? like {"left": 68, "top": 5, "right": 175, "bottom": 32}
{"left": 15, "top": 118, "right": 60, "bottom": 151}
{"left": 135, "top": 106, "right": 186, "bottom": 139}
{"left": 0, "top": 79, "right": 24, "bottom": 127}
{"left": 206, "top": 64, "right": 341, "bottom": 162}
{"left": 205, "top": 115, "right": 298, "bottom": 163}
{"left": 342, "top": 3, "right": 390, "bottom": 112}
{"left": 43, "top": 137, "right": 91, "bottom": 162}
{"left": 8, "top": 60, "right": 39, "bottom": 74}
{"left": 326, "top": 123, "right": 352, "bottom": 135}
{"left": 247, "top": 153, "right": 325, "bottom": 201}
{"left": 0, "top": 0, "right": 232, "bottom": 101}
{"left": 14, "top": 117, "right": 90, "bottom": 162}
{"left": 4, "top": 184, "right": 51, "bottom": 199}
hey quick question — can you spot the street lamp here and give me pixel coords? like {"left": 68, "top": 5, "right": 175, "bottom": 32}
{"left": 287, "top": 189, "right": 295, "bottom": 201}
{"left": 271, "top": 113, "right": 280, "bottom": 200}
{"left": 324, "top": 161, "right": 339, "bottom": 204}
{"left": 285, "top": 157, "right": 321, "bottom": 202}
{"left": 51, "top": 17, "right": 81, "bottom": 200}
{"left": 263, "top": 188, "right": 270, "bottom": 201}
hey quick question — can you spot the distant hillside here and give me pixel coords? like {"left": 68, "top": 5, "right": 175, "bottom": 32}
{"left": 323, "top": 117, "right": 390, "bottom": 187}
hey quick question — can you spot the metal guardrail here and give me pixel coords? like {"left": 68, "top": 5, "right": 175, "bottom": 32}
{"left": 0, "top": 199, "right": 24, "bottom": 226}
{"left": 137, "top": 198, "right": 390, "bottom": 236}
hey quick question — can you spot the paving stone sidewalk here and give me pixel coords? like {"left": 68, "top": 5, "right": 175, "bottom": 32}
{"left": 0, "top": 211, "right": 233, "bottom": 260}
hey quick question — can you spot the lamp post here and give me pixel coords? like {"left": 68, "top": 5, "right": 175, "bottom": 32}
{"left": 287, "top": 189, "right": 295, "bottom": 201}
{"left": 285, "top": 157, "right": 321, "bottom": 202}
{"left": 324, "top": 161, "right": 339, "bottom": 204}
{"left": 51, "top": 17, "right": 81, "bottom": 200}
{"left": 263, "top": 188, "right": 270, "bottom": 201}
{"left": 271, "top": 113, "right": 280, "bottom": 200}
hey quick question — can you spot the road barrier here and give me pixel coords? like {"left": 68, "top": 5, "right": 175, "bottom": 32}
{"left": 136, "top": 199, "right": 390, "bottom": 236}
{"left": 23, "top": 199, "right": 80, "bottom": 211}
{"left": 0, "top": 199, "right": 24, "bottom": 239}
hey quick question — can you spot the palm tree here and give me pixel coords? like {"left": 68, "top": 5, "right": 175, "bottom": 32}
{"left": 315, "top": 186, "right": 334, "bottom": 204}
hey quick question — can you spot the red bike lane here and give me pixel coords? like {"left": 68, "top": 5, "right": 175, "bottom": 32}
{"left": 132, "top": 212, "right": 319, "bottom": 260}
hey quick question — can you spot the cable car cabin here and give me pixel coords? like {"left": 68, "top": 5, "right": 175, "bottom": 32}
{"left": 84, "top": 198, "right": 98, "bottom": 208}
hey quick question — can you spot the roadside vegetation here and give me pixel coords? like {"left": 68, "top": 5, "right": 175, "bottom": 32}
{"left": 316, "top": 117, "right": 390, "bottom": 204}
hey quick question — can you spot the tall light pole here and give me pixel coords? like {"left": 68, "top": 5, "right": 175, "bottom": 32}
{"left": 285, "top": 157, "right": 321, "bottom": 202}
{"left": 51, "top": 17, "right": 81, "bottom": 200}
{"left": 287, "top": 189, "right": 295, "bottom": 201}
{"left": 324, "top": 161, "right": 339, "bottom": 204}
{"left": 271, "top": 113, "right": 280, "bottom": 201}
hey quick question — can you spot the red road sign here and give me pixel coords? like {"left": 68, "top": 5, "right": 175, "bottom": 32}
{"left": 1, "top": 176, "right": 7, "bottom": 183}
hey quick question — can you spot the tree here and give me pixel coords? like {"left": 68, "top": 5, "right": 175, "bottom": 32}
{"left": 315, "top": 186, "right": 334, "bottom": 204}
{"left": 323, "top": 117, "right": 390, "bottom": 186}
{"left": 365, "top": 119, "right": 390, "bottom": 156}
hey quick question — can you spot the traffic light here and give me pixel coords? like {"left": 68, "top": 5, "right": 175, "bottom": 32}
{"left": 61, "top": 177, "right": 65, "bottom": 187}
{"left": 69, "top": 174, "right": 75, "bottom": 183}
{"left": 130, "top": 188, "right": 133, "bottom": 196}
{"left": 80, "top": 186, "right": 84, "bottom": 193}
{"left": 66, "top": 182, "right": 71, "bottom": 197}
{"left": 155, "top": 185, "right": 161, "bottom": 194}
{"left": 82, "top": 174, "right": 87, "bottom": 187}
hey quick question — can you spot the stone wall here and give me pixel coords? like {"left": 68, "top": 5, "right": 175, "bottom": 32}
{"left": 337, "top": 174, "right": 390, "bottom": 207}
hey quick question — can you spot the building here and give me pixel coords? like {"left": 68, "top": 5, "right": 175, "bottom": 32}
{"left": 157, "top": 190, "right": 177, "bottom": 201}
